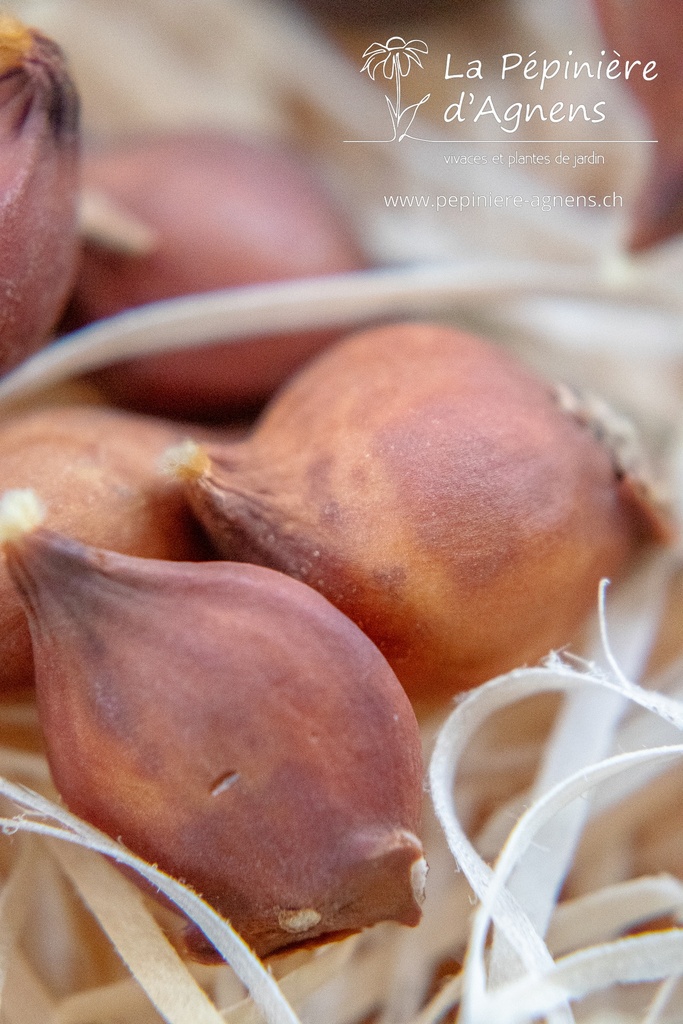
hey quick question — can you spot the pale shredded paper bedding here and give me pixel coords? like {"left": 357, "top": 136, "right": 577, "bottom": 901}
{"left": 0, "top": 1, "right": 682, "bottom": 1022}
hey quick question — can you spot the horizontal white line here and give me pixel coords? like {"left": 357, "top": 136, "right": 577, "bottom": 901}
{"left": 345, "top": 139, "right": 658, "bottom": 144}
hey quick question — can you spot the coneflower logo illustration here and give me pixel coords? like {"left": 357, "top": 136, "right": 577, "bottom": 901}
{"left": 361, "top": 37, "right": 430, "bottom": 141}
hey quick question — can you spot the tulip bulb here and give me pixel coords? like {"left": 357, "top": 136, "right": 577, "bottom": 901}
{"left": 66, "top": 132, "right": 367, "bottom": 416}
{"left": 0, "top": 405, "right": 215, "bottom": 693}
{"left": 173, "top": 322, "right": 670, "bottom": 704}
{"left": 0, "top": 490, "right": 425, "bottom": 959}
{"left": 0, "top": 16, "right": 80, "bottom": 373}
{"left": 590, "top": 0, "right": 683, "bottom": 250}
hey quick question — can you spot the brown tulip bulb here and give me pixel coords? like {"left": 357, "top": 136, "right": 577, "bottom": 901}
{"left": 0, "top": 405, "right": 213, "bottom": 693}
{"left": 65, "top": 132, "right": 367, "bottom": 417}
{"left": 173, "top": 323, "right": 670, "bottom": 705}
{"left": 591, "top": 0, "right": 683, "bottom": 250}
{"left": 0, "top": 490, "right": 425, "bottom": 959}
{"left": 0, "top": 16, "right": 80, "bottom": 374}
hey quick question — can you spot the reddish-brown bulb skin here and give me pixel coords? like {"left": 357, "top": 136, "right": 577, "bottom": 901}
{"left": 65, "top": 132, "right": 367, "bottom": 417}
{"left": 3, "top": 527, "right": 425, "bottom": 959}
{"left": 0, "top": 406, "right": 214, "bottom": 693}
{"left": 178, "top": 322, "right": 668, "bottom": 706}
{"left": 591, "top": 0, "right": 683, "bottom": 250}
{"left": 0, "top": 18, "right": 80, "bottom": 374}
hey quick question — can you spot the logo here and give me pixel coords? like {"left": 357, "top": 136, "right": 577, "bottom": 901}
{"left": 351, "top": 37, "right": 659, "bottom": 143}
{"left": 360, "top": 37, "right": 430, "bottom": 142}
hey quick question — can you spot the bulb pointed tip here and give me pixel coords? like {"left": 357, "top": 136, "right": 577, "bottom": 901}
{"left": 158, "top": 439, "right": 211, "bottom": 482}
{"left": 0, "top": 489, "right": 45, "bottom": 545}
